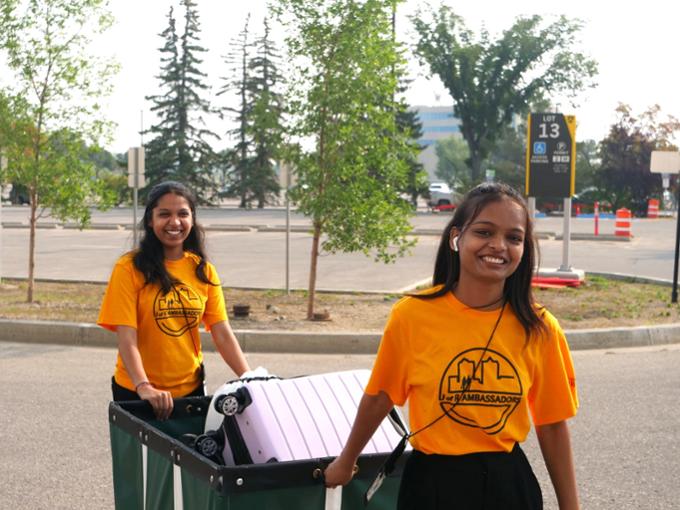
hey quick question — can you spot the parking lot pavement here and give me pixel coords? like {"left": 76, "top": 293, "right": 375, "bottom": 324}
{"left": 1, "top": 341, "right": 679, "bottom": 510}
{"left": 2, "top": 214, "right": 678, "bottom": 291}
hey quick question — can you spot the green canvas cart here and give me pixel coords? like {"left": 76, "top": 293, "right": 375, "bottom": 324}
{"left": 109, "top": 396, "right": 409, "bottom": 509}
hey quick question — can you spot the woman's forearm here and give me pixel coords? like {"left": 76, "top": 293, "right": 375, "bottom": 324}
{"left": 324, "top": 391, "right": 394, "bottom": 487}
{"left": 116, "top": 325, "right": 148, "bottom": 386}
{"left": 210, "top": 320, "right": 250, "bottom": 376}
{"left": 536, "top": 420, "right": 579, "bottom": 510}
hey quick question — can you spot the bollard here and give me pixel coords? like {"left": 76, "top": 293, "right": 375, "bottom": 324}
{"left": 615, "top": 208, "right": 632, "bottom": 237}
{"left": 647, "top": 198, "right": 659, "bottom": 219}
{"left": 594, "top": 201, "right": 599, "bottom": 236}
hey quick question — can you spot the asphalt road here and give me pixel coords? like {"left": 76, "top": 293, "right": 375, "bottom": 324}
{"left": 1, "top": 341, "right": 678, "bottom": 510}
{"left": 1, "top": 207, "right": 678, "bottom": 291}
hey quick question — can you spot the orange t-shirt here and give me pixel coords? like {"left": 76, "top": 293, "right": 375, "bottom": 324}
{"left": 365, "top": 290, "right": 578, "bottom": 455}
{"left": 98, "top": 252, "right": 228, "bottom": 397}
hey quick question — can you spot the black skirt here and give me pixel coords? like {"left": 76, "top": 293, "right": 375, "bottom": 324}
{"left": 398, "top": 444, "right": 542, "bottom": 510}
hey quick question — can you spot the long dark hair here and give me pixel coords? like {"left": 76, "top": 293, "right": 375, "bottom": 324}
{"left": 418, "top": 182, "right": 544, "bottom": 339}
{"left": 133, "top": 181, "right": 215, "bottom": 294}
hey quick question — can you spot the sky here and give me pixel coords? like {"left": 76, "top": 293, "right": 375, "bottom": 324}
{"left": 84, "top": 0, "right": 680, "bottom": 154}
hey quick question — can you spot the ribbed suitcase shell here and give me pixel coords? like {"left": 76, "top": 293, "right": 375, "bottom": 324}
{"left": 207, "top": 370, "right": 408, "bottom": 467}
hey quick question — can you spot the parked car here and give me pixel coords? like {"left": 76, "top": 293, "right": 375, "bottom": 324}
{"left": 572, "top": 187, "right": 612, "bottom": 215}
{"left": 8, "top": 184, "right": 30, "bottom": 205}
{"left": 537, "top": 187, "right": 611, "bottom": 216}
{"left": 427, "top": 182, "right": 460, "bottom": 209}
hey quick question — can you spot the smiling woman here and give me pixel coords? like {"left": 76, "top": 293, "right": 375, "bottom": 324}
{"left": 97, "top": 181, "right": 251, "bottom": 420}
{"left": 324, "top": 182, "right": 581, "bottom": 510}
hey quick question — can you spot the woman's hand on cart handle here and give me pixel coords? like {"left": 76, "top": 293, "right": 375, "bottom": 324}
{"left": 324, "top": 455, "right": 358, "bottom": 488}
{"left": 138, "top": 384, "right": 174, "bottom": 420}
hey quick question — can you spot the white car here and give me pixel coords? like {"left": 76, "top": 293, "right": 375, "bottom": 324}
{"left": 428, "top": 182, "right": 458, "bottom": 209}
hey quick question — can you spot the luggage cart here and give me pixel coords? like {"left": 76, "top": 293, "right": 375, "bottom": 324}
{"left": 109, "top": 396, "right": 409, "bottom": 509}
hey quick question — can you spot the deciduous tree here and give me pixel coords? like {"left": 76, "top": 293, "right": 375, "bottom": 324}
{"left": 412, "top": 6, "right": 598, "bottom": 182}
{"left": 597, "top": 104, "right": 680, "bottom": 215}
{"left": 0, "top": 0, "right": 118, "bottom": 302}
{"left": 276, "top": 0, "right": 415, "bottom": 318}
{"left": 435, "top": 136, "right": 470, "bottom": 192}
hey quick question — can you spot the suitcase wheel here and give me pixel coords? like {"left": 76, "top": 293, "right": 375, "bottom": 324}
{"left": 215, "top": 387, "right": 252, "bottom": 416}
{"left": 218, "top": 394, "right": 240, "bottom": 416}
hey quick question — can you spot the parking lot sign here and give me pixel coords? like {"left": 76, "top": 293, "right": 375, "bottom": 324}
{"left": 526, "top": 113, "right": 576, "bottom": 198}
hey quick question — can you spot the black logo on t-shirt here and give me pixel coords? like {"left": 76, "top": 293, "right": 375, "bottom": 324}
{"left": 153, "top": 285, "right": 201, "bottom": 336}
{"left": 439, "top": 348, "right": 522, "bottom": 434}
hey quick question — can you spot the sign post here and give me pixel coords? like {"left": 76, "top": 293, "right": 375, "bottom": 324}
{"left": 127, "top": 147, "right": 146, "bottom": 248}
{"left": 284, "top": 162, "right": 291, "bottom": 296}
{"left": 0, "top": 151, "right": 6, "bottom": 285}
{"left": 650, "top": 150, "right": 680, "bottom": 303}
{"left": 526, "top": 113, "right": 579, "bottom": 278}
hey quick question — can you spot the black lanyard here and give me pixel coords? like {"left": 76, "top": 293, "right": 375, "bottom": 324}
{"left": 171, "top": 282, "right": 201, "bottom": 358}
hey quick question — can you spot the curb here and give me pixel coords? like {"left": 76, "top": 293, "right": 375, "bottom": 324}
{"left": 555, "top": 233, "right": 631, "bottom": 242}
{"left": 1, "top": 318, "right": 678, "bottom": 355}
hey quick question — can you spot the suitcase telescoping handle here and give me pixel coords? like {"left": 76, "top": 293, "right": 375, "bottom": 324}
{"left": 214, "top": 387, "right": 253, "bottom": 416}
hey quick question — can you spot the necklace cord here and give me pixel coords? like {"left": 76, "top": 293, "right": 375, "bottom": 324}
{"left": 407, "top": 299, "right": 506, "bottom": 439}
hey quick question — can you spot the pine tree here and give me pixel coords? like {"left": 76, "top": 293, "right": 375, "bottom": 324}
{"left": 144, "top": 7, "right": 181, "bottom": 186}
{"left": 218, "top": 15, "right": 253, "bottom": 207}
{"left": 176, "top": 0, "right": 218, "bottom": 194}
{"left": 145, "top": 0, "right": 218, "bottom": 201}
{"left": 218, "top": 16, "right": 286, "bottom": 208}
{"left": 246, "top": 17, "right": 284, "bottom": 208}
{"left": 396, "top": 104, "right": 428, "bottom": 208}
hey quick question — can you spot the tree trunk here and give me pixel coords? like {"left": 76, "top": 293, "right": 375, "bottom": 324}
{"left": 469, "top": 150, "right": 483, "bottom": 183}
{"left": 27, "top": 187, "right": 37, "bottom": 303}
{"left": 306, "top": 223, "right": 322, "bottom": 320}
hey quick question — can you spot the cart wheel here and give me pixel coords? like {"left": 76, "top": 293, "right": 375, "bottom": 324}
{"left": 196, "top": 434, "right": 220, "bottom": 458}
{"left": 217, "top": 394, "right": 240, "bottom": 416}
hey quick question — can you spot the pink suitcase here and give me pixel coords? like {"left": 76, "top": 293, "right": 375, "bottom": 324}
{"left": 203, "top": 370, "right": 409, "bottom": 467}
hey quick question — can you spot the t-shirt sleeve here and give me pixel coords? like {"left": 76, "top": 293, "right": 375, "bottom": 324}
{"left": 202, "top": 263, "right": 228, "bottom": 329}
{"left": 528, "top": 314, "right": 578, "bottom": 425}
{"left": 97, "top": 259, "right": 139, "bottom": 332}
{"left": 365, "top": 302, "right": 410, "bottom": 406}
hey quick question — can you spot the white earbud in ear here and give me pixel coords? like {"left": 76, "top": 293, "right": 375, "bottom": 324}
{"left": 452, "top": 236, "right": 459, "bottom": 252}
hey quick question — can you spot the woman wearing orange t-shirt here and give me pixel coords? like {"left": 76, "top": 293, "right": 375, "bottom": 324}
{"left": 98, "top": 181, "right": 250, "bottom": 420}
{"left": 325, "top": 183, "right": 580, "bottom": 510}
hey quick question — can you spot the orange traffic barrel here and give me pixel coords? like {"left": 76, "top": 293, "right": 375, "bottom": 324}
{"left": 647, "top": 199, "right": 659, "bottom": 219}
{"left": 615, "top": 208, "right": 632, "bottom": 237}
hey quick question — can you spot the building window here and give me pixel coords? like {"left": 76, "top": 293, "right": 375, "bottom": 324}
{"left": 417, "top": 111, "right": 455, "bottom": 121}
{"left": 423, "top": 125, "right": 460, "bottom": 133}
